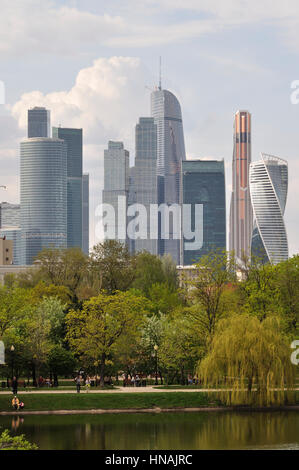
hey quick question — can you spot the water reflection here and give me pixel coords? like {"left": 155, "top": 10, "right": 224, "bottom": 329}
{"left": 0, "top": 411, "right": 298, "bottom": 450}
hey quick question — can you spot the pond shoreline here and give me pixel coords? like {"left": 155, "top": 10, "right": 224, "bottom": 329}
{"left": 1, "top": 405, "right": 299, "bottom": 416}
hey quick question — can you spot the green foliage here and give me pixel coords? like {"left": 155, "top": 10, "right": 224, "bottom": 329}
{"left": 35, "top": 247, "right": 88, "bottom": 307}
{"left": 90, "top": 240, "right": 136, "bottom": 294}
{"left": 133, "top": 252, "right": 166, "bottom": 294}
{"left": 0, "top": 429, "right": 38, "bottom": 450}
{"left": 66, "top": 291, "right": 150, "bottom": 384}
{"left": 188, "top": 250, "right": 236, "bottom": 339}
{"left": 199, "top": 314, "right": 295, "bottom": 406}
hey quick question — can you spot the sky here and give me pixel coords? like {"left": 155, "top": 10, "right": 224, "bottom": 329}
{"left": 0, "top": 0, "right": 299, "bottom": 253}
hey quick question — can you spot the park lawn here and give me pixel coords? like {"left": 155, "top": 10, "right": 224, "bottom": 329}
{"left": 0, "top": 392, "right": 218, "bottom": 412}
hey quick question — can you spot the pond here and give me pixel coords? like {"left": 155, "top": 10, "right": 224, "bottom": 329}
{"left": 0, "top": 410, "right": 298, "bottom": 450}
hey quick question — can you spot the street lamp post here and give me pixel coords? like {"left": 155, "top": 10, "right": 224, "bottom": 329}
{"left": 10, "top": 345, "right": 15, "bottom": 380}
{"left": 154, "top": 344, "right": 159, "bottom": 386}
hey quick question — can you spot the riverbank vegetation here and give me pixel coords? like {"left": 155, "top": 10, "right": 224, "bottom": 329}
{"left": 0, "top": 241, "right": 298, "bottom": 406}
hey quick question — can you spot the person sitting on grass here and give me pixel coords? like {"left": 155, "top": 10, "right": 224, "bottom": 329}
{"left": 19, "top": 401, "right": 24, "bottom": 410}
{"left": 11, "top": 396, "right": 19, "bottom": 410}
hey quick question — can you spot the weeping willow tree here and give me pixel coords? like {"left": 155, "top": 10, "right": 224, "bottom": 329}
{"left": 198, "top": 314, "right": 295, "bottom": 406}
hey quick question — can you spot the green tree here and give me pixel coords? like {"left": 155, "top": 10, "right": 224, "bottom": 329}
{"left": 159, "top": 311, "right": 202, "bottom": 384}
{"left": 35, "top": 247, "right": 88, "bottom": 308}
{"left": 48, "top": 345, "right": 77, "bottom": 386}
{"left": 0, "top": 286, "right": 29, "bottom": 337}
{"left": 90, "top": 240, "right": 136, "bottom": 294}
{"left": 161, "top": 254, "right": 178, "bottom": 291}
{"left": 66, "top": 291, "right": 149, "bottom": 386}
{"left": 187, "top": 251, "right": 236, "bottom": 340}
{"left": 238, "top": 258, "right": 278, "bottom": 321}
{"left": 132, "top": 252, "right": 165, "bottom": 295}
{"left": 275, "top": 256, "right": 299, "bottom": 334}
{"left": 148, "top": 282, "right": 181, "bottom": 315}
{"left": 198, "top": 314, "right": 295, "bottom": 406}
{"left": 0, "top": 430, "right": 38, "bottom": 450}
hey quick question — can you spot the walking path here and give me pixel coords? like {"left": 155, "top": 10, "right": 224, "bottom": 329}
{"left": 0, "top": 386, "right": 221, "bottom": 395}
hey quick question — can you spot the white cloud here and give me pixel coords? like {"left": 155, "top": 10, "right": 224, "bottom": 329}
{"left": 0, "top": 0, "right": 124, "bottom": 56}
{"left": 11, "top": 56, "right": 151, "bottom": 149}
{"left": 2, "top": 0, "right": 299, "bottom": 55}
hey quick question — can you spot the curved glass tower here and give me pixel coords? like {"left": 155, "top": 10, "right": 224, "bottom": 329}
{"left": 151, "top": 88, "right": 186, "bottom": 263}
{"left": 20, "top": 137, "right": 67, "bottom": 265}
{"left": 249, "top": 153, "right": 288, "bottom": 264}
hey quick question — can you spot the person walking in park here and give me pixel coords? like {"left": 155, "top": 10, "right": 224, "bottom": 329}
{"left": 75, "top": 375, "right": 81, "bottom": 393}
{"left": 11, "top": 376, "right": 18, "bottom": 395}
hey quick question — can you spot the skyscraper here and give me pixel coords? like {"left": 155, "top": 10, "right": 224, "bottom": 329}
{"left": 28, "top": 107, "right": 50, "bottom": 138}
{"left": 250, "top": 153, "right": 288, "bottom": 264}
{"left": 52, "top": 127, "right": 83, "bottom": 250}
{"left": 82, "top": 173, "right": 89, "bottom": 255}
{"left": 229, "top": 111, "right": 253, "bottom": 262}
{"left": 132, "top": 117, "right": 158, "bottom": 255}
{"left": 20, "top": 137, "right": 67, "bottom": 265}
{"left": 102, "top": 141, "right": 129, "bottom": 244}
{"left": 181, "top": 160, "right": 226, "bottom": 265}
{"left": 151, "top": 87, "right": 186, "bottom": 263}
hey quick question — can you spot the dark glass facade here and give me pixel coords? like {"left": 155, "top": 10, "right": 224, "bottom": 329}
{"left": 52, "top": 127, "right": 83, "bottom": 250}
{"left": 82, "top": 174, "right": 89, "bottom": 255}
{"left": 181, "top": 160, "right": 226, "bottom": 265}
{"left": 28, "top": 107, "right": 50, "bottom": 138}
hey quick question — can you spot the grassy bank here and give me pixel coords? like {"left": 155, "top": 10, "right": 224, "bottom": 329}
{"left": 0, "top": 392, "right": 218, "bottom": 412}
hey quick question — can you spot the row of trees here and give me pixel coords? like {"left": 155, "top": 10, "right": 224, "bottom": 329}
{"left": 0, "top": 240, "right": 298, "bottom": 405}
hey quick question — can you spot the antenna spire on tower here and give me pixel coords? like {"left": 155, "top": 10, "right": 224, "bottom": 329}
{"left": 159, "top": 56, "right": 162, "bottom": 90}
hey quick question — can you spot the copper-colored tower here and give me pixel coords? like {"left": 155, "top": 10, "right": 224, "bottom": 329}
{"left": 229, "top": 110, "right": 253, "bottom": 262}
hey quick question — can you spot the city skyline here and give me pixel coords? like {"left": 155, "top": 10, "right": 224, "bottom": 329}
{"left": 1, "top": 1, "right": 299, "bottom": 256}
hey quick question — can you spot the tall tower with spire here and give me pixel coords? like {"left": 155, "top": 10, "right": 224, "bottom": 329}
{"left": 150, "top": 71, "right": 186, "bottom": 263}
{"left": 229, "top": 110, "right": 253, "bottom": 263}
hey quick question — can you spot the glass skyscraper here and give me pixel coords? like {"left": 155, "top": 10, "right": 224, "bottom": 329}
{"left": 20, "top": 137, "right": 67, "bottom": 265}
{"left": 52, "top": 127, "right": 83, "bottom": 250}
{"left": 131, "top": 117, "right": 158, "bottom": 254}
{"left": 28, "top": 107, "right": 50, "bottom": 138}
{"left": 181, "top": 160, "right": 226, "bottom": 265}
{"left": 102, "top": 141, "right": 129, "bottom": 244}
{"left": 151, "top": 87, "right": 186, "bottom": 263}
{"left": 229, "top": 110, "right": 253, "bottom": 263}
{"left": 250, "top": 153, "right": 288, "bottom": 264}
{"left": 82, "top": 173, "right": 89, "bottom": 255}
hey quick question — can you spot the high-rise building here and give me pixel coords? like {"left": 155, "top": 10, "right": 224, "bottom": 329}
{"left": 181, "top": 160, "right": 226, "bottom": 265}
{"left": 229, "top": 110, "right": 253, "bottom": 262}
{"left": 82, "top": 173, "right": 89, "bottom": 255}
{"left": 52, "top": 127, "right": 83, "bottom": 250}
{"left": 20, "top": 137, "right": 67, "bottom": 265}
{"left": 151, "top": 87, "right": 186, "bottom": 263}
{"left": 28, "top": 107, "right": 50, "bottom": 138}
{"left": 0, "top": 202, "right": 20, "bottom": 227}
{"left": 250, "top": 153, "right": 288, "bottom": 264}
{"left": 102, "top": 141, "right": 129, "bottom": 244}
{"left": 132, "top": 117, "right": 158, "bottom": 255}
